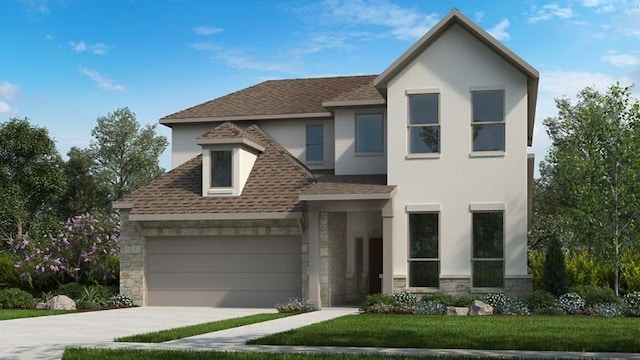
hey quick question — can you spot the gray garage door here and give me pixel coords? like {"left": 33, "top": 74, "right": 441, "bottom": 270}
{"left": 146, "top": 236, "right": 301, "bottom": 307}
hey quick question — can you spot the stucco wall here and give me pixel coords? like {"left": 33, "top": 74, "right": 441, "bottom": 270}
{"left": 386, "top": 24, "right": 530, "bottom": 288}
{"left": 334, "top": 108, "right": 387, "bottom": 175}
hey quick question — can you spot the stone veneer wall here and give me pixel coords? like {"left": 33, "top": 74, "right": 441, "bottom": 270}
{"left": 118, "top": 215, "right": 301, "bottom": 306}
{"left": 504, "top": 276, "right": 533, "bottom": 299}
{"left": 440, "top": 278, "right": 471, "bottom": 296}
{"left": 318, "top": 211, "right": 347, "bottom": 306}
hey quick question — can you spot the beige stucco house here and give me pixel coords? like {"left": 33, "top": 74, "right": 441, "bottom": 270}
{"left": 114, "top": 9, "right": 539, "bottom": 307}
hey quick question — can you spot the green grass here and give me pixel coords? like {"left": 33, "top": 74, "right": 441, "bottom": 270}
{"left": 249, "top": 314, "right": 640, "bottom": 353}
{"left": 62, "top": 348, "right": 548, "bottom": 360}
{"left": 0, "top": 309, "right": 74, "bottom": 320}
{"left": 116, "top": 313, "right": 290, "bottom": 343}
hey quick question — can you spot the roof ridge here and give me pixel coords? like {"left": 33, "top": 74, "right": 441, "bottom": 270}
{"left": 246, "top": 124, "right": 316, "bottom": 184}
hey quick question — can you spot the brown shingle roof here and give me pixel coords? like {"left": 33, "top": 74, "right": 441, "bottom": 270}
{"left": 303, "top": 173, "right": 395, "bottom": 197}
{"left": 162, "top": 75, "right": 379, "bottom": 120}
{"left": 119, "top": 123, "right": 315, "bottom": 215}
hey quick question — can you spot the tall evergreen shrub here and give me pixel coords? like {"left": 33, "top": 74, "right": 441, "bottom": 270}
{"left": 543, "top": 237, "right": 568, "bottom": 296}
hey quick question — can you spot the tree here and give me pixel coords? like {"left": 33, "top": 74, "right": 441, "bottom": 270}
{"left": 0, "top": 118, "right": 66, "bottom": 238}
{"left": 89, "top": 107, "right": 168, "bottom": 201}
{"left": 542, "top": 237, "right": 568, "bottom": 296}
{"left": 59, "top": 147, "right": 111, "bottom": 219}
{"left": 540, "top": 83, "right": 640, "bottom": 295}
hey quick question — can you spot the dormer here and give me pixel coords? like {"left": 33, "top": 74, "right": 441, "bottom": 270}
{"left": 196, "top": 122, "right": 265, "bottom": 197}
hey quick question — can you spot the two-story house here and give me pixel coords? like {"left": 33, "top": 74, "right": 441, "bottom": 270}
{"left": 114, "top": 9, "right": 538, "bottom": 307}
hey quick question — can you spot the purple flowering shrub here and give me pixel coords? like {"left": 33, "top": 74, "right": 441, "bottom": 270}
{"left": 5, "top": 213, "right": 120, "bottom": 285}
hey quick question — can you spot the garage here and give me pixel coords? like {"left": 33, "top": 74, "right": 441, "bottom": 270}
{"left": 145, "top": 235, "right": 301, "bottom": 307}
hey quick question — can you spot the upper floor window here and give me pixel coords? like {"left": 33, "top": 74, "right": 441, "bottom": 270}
{"left": 472, "top": 211, "right": 504, "bottom": 288}
{"left": 408, "top": 213, "right": 439, "bottom": 288}
{"left": 355, "top": 113, "right": 384, "bottom": 153}
{"left": 408, "top": 93, "right": 439, "bottom": 153}
{"left": 210, "top": 150, "right": 232, "bottom": 188}
{"left": 472, "top": 90, "right": 505, "bottom": 152}
{"left": 306, "top": 124, "right": 323, "bottom": 162}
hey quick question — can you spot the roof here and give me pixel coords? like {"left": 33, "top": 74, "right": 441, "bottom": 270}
{"left": 115, "top": 123, "right": 315, "bottom": 216}
{"left": 300, "top": 174, "right": 396, "bottom": 201}
{"left": 374, "top": 8, "right": 539, "bottom": 146}
{"left": 161, "top": 75, "right": 382, "bottom": 125}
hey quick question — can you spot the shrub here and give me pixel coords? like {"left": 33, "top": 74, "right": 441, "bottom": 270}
{"left": 525, "top": 290, "right": 556, "bottom": 310}
{"left": 55, "top": 282, "right": 86, "bottom": 300}
{"left": 570, "top": 285, "right": 619, "bottom": 307}
{"left": 551, "top": 292, "right": 585, "bottom": 314}
{"left": 586, "top": 303, "right": 625, "bottom": 317}
{"left": 483, "top": 293, "right": 530, "bottom": 315}
{"left": 533, "top": 307, "right": 565, "bottom": 316}
{"left": 453, "top": 294, "right": 484, "bottom": 307}
{"left": 482, "top": 293, "right": 510, "bottom": 309}
{"left": 361, "top": 293, "right": 412, "bottom": 314}
{"left": 565, "top": 251, "right": 612, "bottom": 288}
{"left": 0, "top": 253, "right": 21, "bottom": 289}
{"left": 108, "top": 294, "right": 134, "bottom": 308}
{"left": 392, "top": 291, "right": 418, "bottom": 306}
{"left": 0, "top": 288, "right": 35, "bottom": 309}
{"left": 275, "top": 297, "right": 316, "bottom": 313}
{"left": 623, "top": 291, "right": 640, "bottom": 316}
{"left": 542, "top": 237, "right": 568, "bottom": 296}
{"left": 362, "top": 293, "right": 394, "bottom": 313}
{"left": 421, "top": 292, "right": 455, "bottom": 306}
{"left": 76, "top": 284, "right": 115, "bottom": 309}
{"left": 413, "top": 300, "right": 446, "bottom": 315}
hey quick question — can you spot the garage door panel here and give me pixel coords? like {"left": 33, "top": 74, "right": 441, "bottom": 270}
{"left": 147, "top": 290, "right": 298, "bottom": 307}
{"left": 147, "top": 271, "right": 301, "bottom": 292}
{"left": 147, "top": 236, "right": 298, "bottom": 254}
{"left": 147, "top": 253, "right": 301, "bottom": 272}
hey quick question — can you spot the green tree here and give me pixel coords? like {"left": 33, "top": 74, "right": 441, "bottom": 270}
{"left": 542, "top": 237, "right": 568, "bottom": 296}
{"left": 59, "top": 147, "right": 111, "bottom": 218}
{"left": 89, "top": 107, "right": 168, "bottom": 201}
{"left": 540, "top": 83, "right": 640, "bottom": 295}
{"left": 0, "top": 118, "right": 66, "bottom": 238}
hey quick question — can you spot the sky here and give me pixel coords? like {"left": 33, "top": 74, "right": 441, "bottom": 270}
{"left": 1, "top": 0, "right": 639, "bottom": 176}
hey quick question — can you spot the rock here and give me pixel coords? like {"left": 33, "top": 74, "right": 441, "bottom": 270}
{"left": 468, "top": 300, "right": 493, "bottom": 315}
{"left": 47, "top": 295, "right": 76, "bottom": 310}
{"left": 446, "top": 306, "right": 469, "bottom": 316}
{"left": 35, "top": 302, "right": 48, "bottom": 310}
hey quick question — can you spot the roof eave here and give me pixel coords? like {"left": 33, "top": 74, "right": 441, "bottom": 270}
{"left": 299, "top": 187, "right": 397, "bottom": 201}
{"left": 322, "top": 99, "right": 387, "bottom": 108}
{"left": 160, "top": 112, "right": 333, "bottom": 126}
{"left": 196, "top": 137, "right": 266, "bottom": 153}
{"left": 128, "top": 212, "right": 302, "bottom": 221}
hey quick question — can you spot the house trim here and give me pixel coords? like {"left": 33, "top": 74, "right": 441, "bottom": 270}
{"left": 196, "top": 137, "right": 265, "bottom": 153}
{"left": 160, "top": 112, "right": 333, "bottom": 125}
{"left": 299, "top": 191, "right": 395, "bottom": 202}
{"left": 322, "top": 99, "right": 387, "bottom": 108}
{"left": 128, "top": 212, "right": 302, "bottom": 221}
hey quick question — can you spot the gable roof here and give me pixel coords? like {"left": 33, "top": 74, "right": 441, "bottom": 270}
{"left": 374, "top": 8, "right": 539, "bottom": 146}
{"left": 160, "top": 75, "right": 382, "bottom": 125}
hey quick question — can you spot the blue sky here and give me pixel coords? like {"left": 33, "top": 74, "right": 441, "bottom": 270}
{"left": 1, "top": 0, "right": 639, "bottom": 175}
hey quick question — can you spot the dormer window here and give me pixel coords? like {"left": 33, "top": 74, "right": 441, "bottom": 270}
{"left": 210, "top": 150, "right": 232, "bottom": 188}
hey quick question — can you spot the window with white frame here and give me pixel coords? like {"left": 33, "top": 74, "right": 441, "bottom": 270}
{"left": 355, "top": 113, "right": 384, "bottom": 153}
{"left": 210, "top": 150, "right": 232, "bottom": 188}
{"left": 408, "top": 213, "right": 439, "bottom": 287}
{"left": 471, "top": 90, "right": 505, "bottom": 152}
{"left": 306, "top": 124, "right": 323, "bottom": 162}
{"left": 472, "top": 211, "right": 504, "bottom": 288}
{"left": 408, "top": 93, "right": 439, "bottom": 153}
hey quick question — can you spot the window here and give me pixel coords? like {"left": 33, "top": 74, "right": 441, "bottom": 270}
{"left": 306, "top": 124, "right": 323, "bottom": 162}
{"left": 472, "top": 90, "right": 505, "bottom": 152}
{"left": 408, "top": 213, "right": 439, "bottom": 287}
{"left": 356, "top": 113, "right": 384, "bottom": 153}
{"left": 472, "top": 212, "right": 504, "bottom": 288}
{"left": 408, "top": 93, "right": 439, "bottom": 153}
{"left": 210, "top": 150, "right": 232, "bottom": 188}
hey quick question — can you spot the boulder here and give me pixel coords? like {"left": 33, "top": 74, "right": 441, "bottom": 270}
{"left": 446, "top": 306, "right": 469, "bottom": 316}
{"left": 35, "top": 302, "right": 48, "bottom": 310}
{"left": 468, "top": 300, "right": 493, "bottom": 315}
{"left": 47, "top": 295, "right": 76, "bottom": 310}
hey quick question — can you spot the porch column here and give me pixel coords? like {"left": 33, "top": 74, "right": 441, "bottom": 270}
{"left": 307, "top": 210, "right": 321, "bottom": 307}
{"left": 381, "top": 199, "right": 394, "bottom": 294}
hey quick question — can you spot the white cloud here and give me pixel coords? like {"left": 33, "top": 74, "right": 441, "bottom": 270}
{"left": 70, "top": 41, "right": 87, "bottom": 53}
{"left": 21, "top": 0, "right": 49, "bottom": 14}
{"left": 474, "top": 11, "right": 485, "bottom": 22}
{"left": 602, "top": 50, "right": 640, "bottom": 67}
{"left": 321, "top": 0, "right": 439, "bottom": 41}
{"left": 190, "top": 43, "right": 298, "bottom": 74}
{"left": 91, "top": 43, "right": 108, "bottom": 55}
{"left": 527, "top": 4, "right": 574, "bottom": 23}
{"left": 189, "top": 42, "right": 220, "bottom": 51}
{"left": 0, "top": 101, "right": 12, "bottom": 114}
{"left": 45, "top": 34, "right": 53, "bottom": 40}
{"left": 79, "top": 67, "right": 125, "bottom": 91}
{"left": 193, "top": 26, "right": 223, "bottom": 36}
{"left": 0, "top": 82, "right": 21, "bottom": 100}
{"left": 291, "top": 34, "right": 350, "bottom": 56}
{"left": 487, "top": 19, "right": 510, "bottom": 41}
{"left": 580, "top": 0, "right": 617, "bottom": 13}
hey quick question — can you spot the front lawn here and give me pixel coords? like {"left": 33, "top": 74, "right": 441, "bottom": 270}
{"left": 62, "top": 348, "right": 541, "bottom": 360}
{"left": 249, "top": 314, "right": 640, "bottom": 353}
{"left": 0, "top": 309, "right": 75, "bottom": 320}
{"left": 116, "top": 313, "right": 290, "bottom": 343}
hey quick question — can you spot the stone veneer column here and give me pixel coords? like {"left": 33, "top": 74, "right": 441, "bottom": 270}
{"left": 319, "top": 211, "right": 330, "bottom": 306}
{"left": 505, "top": 275, "right": 533, "bottom": 298}
{"left": 382, "top": 199, "right": 394, "bottom": 294}
{"left": 306, "top": 211, "right": 321, "bottom": 307}
{"left": 118, "top": 210, "right": 146, "bottom": 306}
{"left": 328, "top": 212, "right": 347, "bottom": 305}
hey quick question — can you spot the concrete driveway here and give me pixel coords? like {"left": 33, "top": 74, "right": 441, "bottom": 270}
{"left": 0, "top": 307, "right": 273, "bottom": 360}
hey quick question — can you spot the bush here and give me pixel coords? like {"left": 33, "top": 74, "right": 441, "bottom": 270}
{"left": 392, "top": 290, "right": 418, "bottom": 306}
{"left": 0, "top": 288, "right": 35, "bottom": 309}
{"left": 421, "top": 292, "right": 455, "bottom": 306}
{"left": 55, "top": 282, "right": 86, "bottom": 300}
{"left": 623, "top": 291, "right": 640, "bottom": 316}
{"left": 453, "top": 294, "right": 484, "bottom": 307}
{"left": 76, "top": 285, "right": 116, "bottom": 309}
{"left": 483, "top": 293, "right": 530, "bottom": 315}
{"left": 570, "top": 285, "right": 619, "bottom": 307}
{"left": 525, "top": 290, "right": 555, "bottom": 310}
{"left": 0, "top": 253, "right": 21, "bottom": 289}
{"left": 361, "top": 293, "right": 412, "bottom": 314}
{"left": 586, "top": 303, "right": 625, "bottom": 317}
{"left": 362, "top": 293, "right": 394, "bottom": 313}
{"left": 551, "top": 292, "right": 585, "bottom": 314}
{"left": 413, "top": 300, "right": 446, "bottom": 315}
{"left": 275, "top": 297, "right": 316, "bottom": 313}
{"left": 108, "top": 294, "right": 134, "bottom": 308}
{"left": 533, "top": 307, "right": 565, "bottom": 316}
{"left": 542, "top": 237, "right": 568, "bottom": 296}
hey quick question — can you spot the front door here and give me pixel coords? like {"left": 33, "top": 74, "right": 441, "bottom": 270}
{"left": 368, "top": 237, "right": 383, "bottom": 294}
